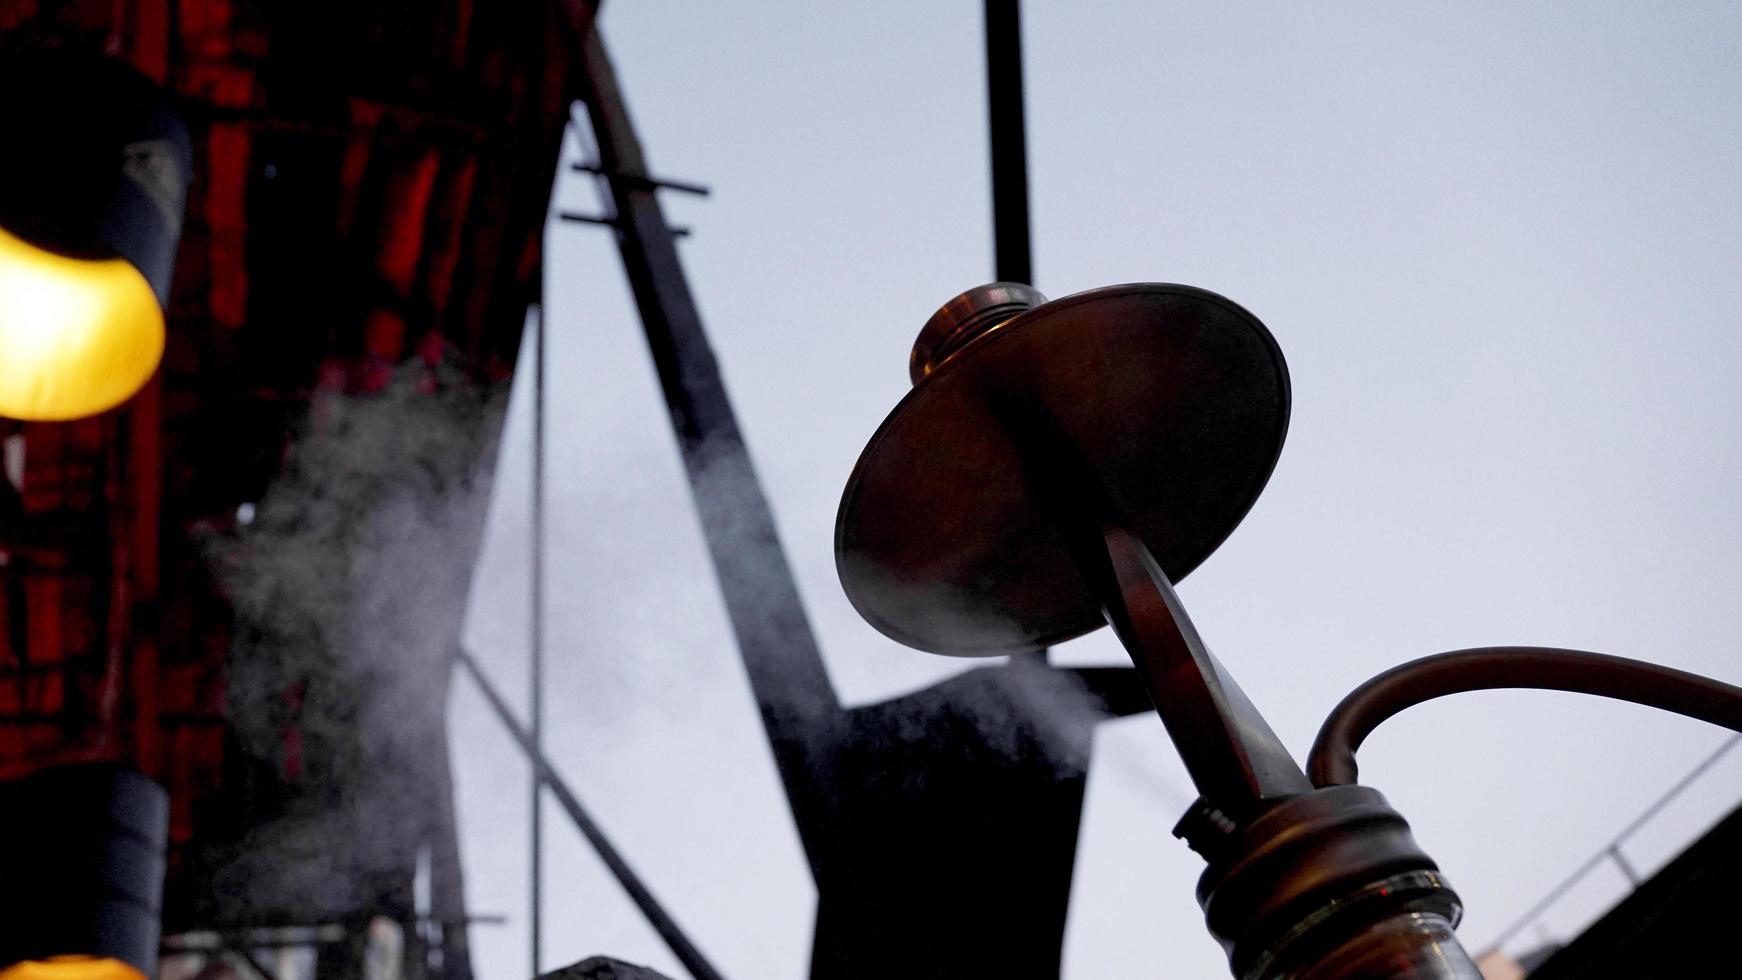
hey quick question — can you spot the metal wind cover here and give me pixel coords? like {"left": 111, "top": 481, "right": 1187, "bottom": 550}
{"left": 0, "top": 765, "right": 169, "bottom": 977}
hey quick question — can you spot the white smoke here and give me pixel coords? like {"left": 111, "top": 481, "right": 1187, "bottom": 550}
{"left": 202, "top": 362, "right": 504, "bottom": 928}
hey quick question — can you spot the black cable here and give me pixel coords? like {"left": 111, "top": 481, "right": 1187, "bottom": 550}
{"left": 1309, "top": 646, "right": 1742, "bottom": 787}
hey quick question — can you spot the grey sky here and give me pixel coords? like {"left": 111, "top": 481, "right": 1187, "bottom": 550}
{"left": 450, "top": 3, "right": 1742, "bottom": 977}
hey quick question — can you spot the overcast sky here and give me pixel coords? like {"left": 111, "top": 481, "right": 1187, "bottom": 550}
{"left": 447, "top": 3, "right": 1742, "bottom": 977}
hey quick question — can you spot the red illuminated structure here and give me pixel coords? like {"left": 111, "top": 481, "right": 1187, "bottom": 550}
{"left": 0, "top": 2, "right": 580, "bottom": 973}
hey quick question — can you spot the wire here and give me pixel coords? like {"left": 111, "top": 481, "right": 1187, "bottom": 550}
{"left": 1308, "top": 646, "right": 1742, "bottom": 787}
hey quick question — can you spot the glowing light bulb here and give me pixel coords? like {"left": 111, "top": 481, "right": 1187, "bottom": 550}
{"left": 0, "top": 224, "right": 164, "bottom": 421}
{"left": 0, "top": 957, "right": 146, "bottom": 980}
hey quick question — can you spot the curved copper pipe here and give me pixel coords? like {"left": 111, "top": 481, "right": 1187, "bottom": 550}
{"left": 1310, "top": 646, "right": 1742, "bottom": 786}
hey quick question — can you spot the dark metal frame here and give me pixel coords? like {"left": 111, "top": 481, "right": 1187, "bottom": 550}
{"left": 985, "top": 0, "right": 1033, "bottom": 285}
{"left": 1481, "top": 732, "right": 1740, "bottom": 958}
{"left": 530, "top": 4, "right": 1153, "bottom": 974}
{"left": 457, "top": 649, "right": 726, "bottom": 980}
{"left": 564, "top": 3, "right": 848, "bottom": 872}
{"left": 467, "top": 2, "right": 1742, "bottom": 976}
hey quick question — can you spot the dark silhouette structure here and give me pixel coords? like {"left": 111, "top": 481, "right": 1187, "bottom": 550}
{"left": 566, "top": 5, "right": 1161, "bottom": 973}
{"left": 808, "top": 660, "right": 1150, "bottom": 977}
{"left": 1530, "top": 802, "right": 1742, "bottom": 978}
{"left": 6, "top": 3, "right": 1738, "bottom": 978}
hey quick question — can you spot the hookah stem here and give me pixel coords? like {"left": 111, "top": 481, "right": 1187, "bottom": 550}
{"left": 1001, "top": 392, "right": 1309, "bottom": 815}
{"left": 1086, "top": 521, "right": 1312, "bottom": 813}
{"left": 1004, "top": 401, "right": 1480, "bottom": 978}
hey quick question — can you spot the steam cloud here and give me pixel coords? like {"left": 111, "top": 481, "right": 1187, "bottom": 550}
{"left": 202, "top": 363, "right": 504, "bottom": 927}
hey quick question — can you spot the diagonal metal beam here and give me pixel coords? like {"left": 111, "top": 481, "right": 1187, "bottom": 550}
{"left": 559, "top": 4, "right": 844, "bottom": 876}
{"left": 455, "top": 648, "right": 727, "bottom": 980}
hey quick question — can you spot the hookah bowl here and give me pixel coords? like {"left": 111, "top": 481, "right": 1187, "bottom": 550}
{"left": 836, "top": 282, "right": 1481, "bottom": 979}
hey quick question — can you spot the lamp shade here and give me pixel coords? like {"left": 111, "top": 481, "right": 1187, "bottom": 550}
{"left": 0, "top": 49, "right": 190, "bottom": 421}
{"left": 0, "top": 765, "right": 170, "bottom": 979}
{"left": 0, "top": 958, "right": 145, "bottom": 980}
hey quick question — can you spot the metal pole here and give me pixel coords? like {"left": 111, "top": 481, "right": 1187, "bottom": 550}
{"left": 529, "top": 301, "right": 546, "bottom": 977}
{"left": 984, "top": 0, "right": 1033, "bottom": 284}
{"left": 457, "top": 649, "right": 728, "bottom": 980}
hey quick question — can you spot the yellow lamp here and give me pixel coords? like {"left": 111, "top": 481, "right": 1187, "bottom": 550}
{"left": 0, "top": 957, "right": 146, "bottom": 980}
{"left": 0, "top": 48, "right": 190, "bottom": 422}
{"left": 0, "top": 225, "right": 165, "bottom": 420}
